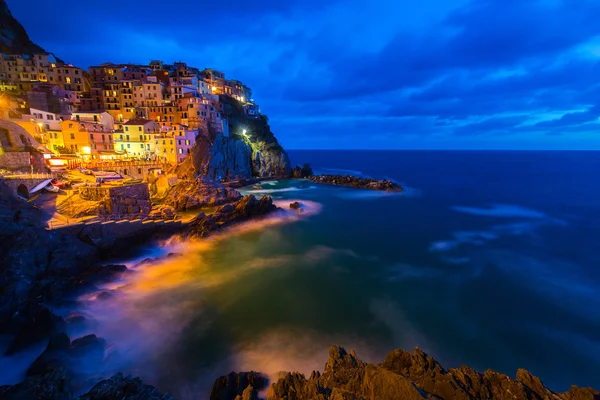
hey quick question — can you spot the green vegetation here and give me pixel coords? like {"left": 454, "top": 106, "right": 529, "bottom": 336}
{"left": 55, "top": 145, "right": 75, "bottom": 155}
{"left": 219, "top": 95, "right": 283, "bottom": 152}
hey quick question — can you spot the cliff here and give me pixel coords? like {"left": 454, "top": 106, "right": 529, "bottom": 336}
{"left": 0, "top": 0, "right": 46, "bottom": 54}
{"left": 176, "top": 97, "right": 292, "bottom": 181}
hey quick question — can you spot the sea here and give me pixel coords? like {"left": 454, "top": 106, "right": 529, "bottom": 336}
{"left": 2, "top": 150, "right": 600, "bottom": 398}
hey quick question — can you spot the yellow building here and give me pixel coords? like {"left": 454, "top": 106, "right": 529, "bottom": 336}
{"left": 113, "top": 118, "right": 159, "bottom": 158}
{"left": 61, "top": 120, "right": 92, "bottom": 156}
{"left": 46, "top": 130, "right": 65, "bottom": 153}
{"left": 154, "top": 135, "right": 177, "bottom": 164}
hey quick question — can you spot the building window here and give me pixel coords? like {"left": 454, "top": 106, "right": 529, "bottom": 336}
{"left": 179, "top": 149, "right": 183, "bottom": 154}
{"left": 125, "top": 127, "right": 129, "bottom": 131}
{"left": 90, "top": 134, "right": 94, "bottom": 140}
{"left": 138, "top": 127, "right": 142, "bottom": 131}
{"left": 127, "top": 144, "right": 131, "bottom": 148}
{"left": 70, "top": 133, "right": 75, "bottom": 139}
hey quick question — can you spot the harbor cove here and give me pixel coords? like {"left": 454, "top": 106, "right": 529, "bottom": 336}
{"left": 1, "top": 0, "right": 600, "bottom": 398}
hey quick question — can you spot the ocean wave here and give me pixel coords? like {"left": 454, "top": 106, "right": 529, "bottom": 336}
{"left": 245, "top": 186, "right": 317, "bottom": 194}
{"left": 336, "top": 190, "right": 403, "bottom": 200}
{"left": 451, "top": 204, "right": 547, "bottom": 219}
{"left": 317, "top": 167, "right": 369, "bottom": 178}
{"left": 260, "top": 180, "right": 278, "bottom": 186}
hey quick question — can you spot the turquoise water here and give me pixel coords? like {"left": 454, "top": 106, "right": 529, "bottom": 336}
{"left": 14, "top": 150, "right": 600, "bottom": 399}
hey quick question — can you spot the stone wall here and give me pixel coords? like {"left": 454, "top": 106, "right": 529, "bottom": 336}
{"left": 80, "top": 183, "right": 151, "bottom": 219}
{"left": 0, "top": 151, "right": 31, "bottom": 170}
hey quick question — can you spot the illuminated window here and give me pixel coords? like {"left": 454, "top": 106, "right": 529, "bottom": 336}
{"left": 65, "top": 77, "right": 71, "bottom": 84}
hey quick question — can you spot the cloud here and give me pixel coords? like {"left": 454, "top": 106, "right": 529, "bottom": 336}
{"left": 453, "top": 116, "right": 530, "bottom": 136}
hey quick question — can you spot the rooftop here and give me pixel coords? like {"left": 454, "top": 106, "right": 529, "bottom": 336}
{"left": 123, "top": 118, "right": 153, "bottom": 126}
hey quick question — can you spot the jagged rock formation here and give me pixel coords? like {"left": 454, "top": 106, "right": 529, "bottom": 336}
{"left": 183, "top": 195, "right": 277, "bottom": 239}
{"left": 0, "top": 0, "right": 46, "bottom": 54}
{"left": 210, "top": 372, "right": 268, "bottom": 400}
{"left": 76, "top": 373, "right": 175, "bottom": 400}
{"left": 162, "top": 179, "right": 242, "bottom": 212}
{"left": 255, "top": 345, "right": 600, "bottom": 400}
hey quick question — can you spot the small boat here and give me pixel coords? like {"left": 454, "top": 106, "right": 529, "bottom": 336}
{"left": 29, "top": 179, "right": 53, "bottom": 194}
{"left": 96, "top": 174, "right": 123, "bottom": 183}
{"left": 44, "top": 184, "right": 60, "bottom": 193}
{"left": 252, "top": 185, "right": 261, "bottom": 189}
{"left": 51, "top": 179, "right": 67, "bottom": 189}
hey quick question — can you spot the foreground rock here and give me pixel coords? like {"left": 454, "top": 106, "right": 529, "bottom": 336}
{"left": 258, "top": 345, "right": 600, "bottom": 400}
{"left": 210, "top": 372, "right": 268, "bottom": 400}
{"left": 76, "top": 373, "right": 175, "bottom": 400}
{"left": 163, "top": 179, "right": 242, "bottom": 212}
{"left": 0, "top": 180, "right": 100, "bottom": 347}
{"left": 183, "top": 195, "right": 277, "bottom": 239}
{"left": 0, "top": 333, "right": 106, "bottom": 399}
{"left": 309, "top": 174, "right": 402, "bottom": 192}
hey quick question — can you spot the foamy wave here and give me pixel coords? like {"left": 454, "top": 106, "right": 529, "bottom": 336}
{"left": 245, "top": 186, "right": 317, "bottom": 194}
{"left": 317, "top": 167, "right": 369, "bottom": 178}
{"left": 451, "top": 204, "right": 546, "bottom": 219}
{"left": 336, "top": 190, "right": 402, "bottom": 200}
{"left": 260, "top": 180, "right": 278, "bottom": 186}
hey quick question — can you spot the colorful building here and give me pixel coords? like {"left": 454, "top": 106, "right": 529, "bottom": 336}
{"left": 114, "top": 118, "right": 159, "bottom": 158}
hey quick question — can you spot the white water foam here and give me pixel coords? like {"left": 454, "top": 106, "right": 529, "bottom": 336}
{"left": 451, "top": 204, "right": 547, "bottom": 219}
{"left": 245, "top": 186, "right": 317, "bottom": 194}
{"left": 317, "top": 167, "right": 370, "bottom": 178}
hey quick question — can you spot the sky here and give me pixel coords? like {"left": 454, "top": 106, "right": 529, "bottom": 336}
{"left": 8, "top": 0, "right": 600, "bottom": 149}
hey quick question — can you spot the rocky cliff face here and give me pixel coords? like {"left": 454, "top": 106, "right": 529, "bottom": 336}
{"left": 251, "top": 141, "right": 292, "bottom": 178}
{"left": 211, "top": 345, "right": 600, "bottom": 400}
{"left": 207, "top": 134, "right": 254, "bottom": 180}
{"left": 0, "top": 0, "right": 46, "bottom": 54}
{"left": 203, "top": 133, "right": 292, "bottom": 180}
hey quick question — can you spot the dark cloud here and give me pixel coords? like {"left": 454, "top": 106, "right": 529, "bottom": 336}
{"left": 7, "top": 0, "right": 600, "bottom": 148}
{"left": 536, "top": 106, "right": 600, "bottom": 128}
{"left": 454, "top": 116, "right": 530, "bottom": 136}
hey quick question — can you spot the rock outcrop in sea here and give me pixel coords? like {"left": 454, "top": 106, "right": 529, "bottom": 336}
{"left": 309, "top": 174, "right": 402, "bottom": 191}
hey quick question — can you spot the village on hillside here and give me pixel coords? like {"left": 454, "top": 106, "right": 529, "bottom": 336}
{"left": 0, "top": 53, "right": 260, "bottom": 170}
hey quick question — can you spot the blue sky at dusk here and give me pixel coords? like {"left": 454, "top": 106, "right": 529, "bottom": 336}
{"left": 8, "top": 0, "right": 600, "bottom": 149}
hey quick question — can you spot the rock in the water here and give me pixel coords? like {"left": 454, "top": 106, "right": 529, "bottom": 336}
{"left": 210, "top": 371, "right": 267, "bottom": 400}
{"left": 308, "top": 174, "right": 402, "bottom": 192}
{"left": 76, "top": 372, "right": 175, "bottom": 400}
{"left": 184, "top": 195, "right": 277, "bottom": 239}
{"left": 289, "top": 201, "right": 301, "bottom": 210}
